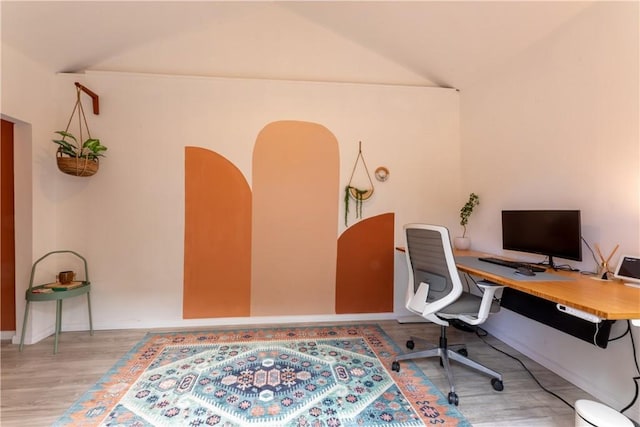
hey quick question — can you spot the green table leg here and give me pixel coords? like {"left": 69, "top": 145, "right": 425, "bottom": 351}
{"left": 54, "top": 299, "right": 62, "bottom": 354}
{"left": 87, "top": 292, "right": 93, "bottom": 336}
{"left": 19, "top": 301, "right": 31, "bottom": 352}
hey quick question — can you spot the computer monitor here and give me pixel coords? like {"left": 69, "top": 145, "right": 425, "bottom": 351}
{"left": 501, "top": 210, "right": 582, "bottom": 269}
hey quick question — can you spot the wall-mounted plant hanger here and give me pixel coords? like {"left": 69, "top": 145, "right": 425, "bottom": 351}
{"left": 344, "top": 141, "right": 374, "bottom": 226}
{"left": 74, "top": 82, "right": 100, "bottom": 115}
{"left": 53, "top": 82, "right": 107, "bottom": 177}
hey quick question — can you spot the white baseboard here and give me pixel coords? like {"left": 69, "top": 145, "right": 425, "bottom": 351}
{"left": 1, "top": 330, "right": 16, "bottom": 341}
{"left": 12, "top": 324, "right": 56, "bottom": 345}
{"left": 396, "top": 315, "right": 430, "bottom": 324}
{"left": 91, "top": 312, "right": 399, "bottom": 331}
{"left": 14, "top": 313, "right": 401, "bottom": 346}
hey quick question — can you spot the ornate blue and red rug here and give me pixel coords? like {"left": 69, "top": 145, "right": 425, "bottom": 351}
{"left": 56, "top": 324, "right": 470, "bottom": 426}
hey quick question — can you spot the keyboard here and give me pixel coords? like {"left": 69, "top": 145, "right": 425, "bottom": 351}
{"left": 478, "top": 257, "right": 546, "bottom": 273}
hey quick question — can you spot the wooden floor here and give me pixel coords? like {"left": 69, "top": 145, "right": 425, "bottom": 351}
{"left": 1, "top": 320, "right": 596, "bottom": 426}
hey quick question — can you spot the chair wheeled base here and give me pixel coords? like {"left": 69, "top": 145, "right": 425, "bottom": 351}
{"left": 392, "top": 325, "right": 504, "bottom": 406}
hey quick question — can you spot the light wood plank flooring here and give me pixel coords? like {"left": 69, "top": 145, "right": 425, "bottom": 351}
{"left": 1, "top": 320, "right": 596, "bottom": 426}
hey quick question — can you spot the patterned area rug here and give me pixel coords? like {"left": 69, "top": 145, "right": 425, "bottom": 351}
{"left": 56, "top": 324, "right": 470, "bottom": 426}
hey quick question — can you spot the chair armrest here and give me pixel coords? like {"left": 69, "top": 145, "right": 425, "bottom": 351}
{"left": 406, "top": 282, "right": 456, "bottom": 326}
{"left": 458, "top": 282, "right": 505, "bottom": 326}
{"left": 407, "top": 282, "right": 429, "bottom": 313}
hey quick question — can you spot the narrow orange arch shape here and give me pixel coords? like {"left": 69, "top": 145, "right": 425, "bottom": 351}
{"left": 183, "top": 147, "right": 252, "bottom": 318}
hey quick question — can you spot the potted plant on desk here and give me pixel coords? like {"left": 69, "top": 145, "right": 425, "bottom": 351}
{"left": 454, "top": 192, "right": 479, "bottom": 250}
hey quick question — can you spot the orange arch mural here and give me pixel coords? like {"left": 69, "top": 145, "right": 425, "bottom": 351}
{"left": 251, "top": 121, "right": 340, "bottom": 316}
{"left": 183, "top": 147, "right": 252, "bottom": 318}
{"left": 335, "top": 213, "right": 395, "bottom": 314}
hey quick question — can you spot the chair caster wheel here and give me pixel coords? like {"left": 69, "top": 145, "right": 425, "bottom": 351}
{"left": 448, "top": 391, "right": 459, "bottom": 406}
{"left": 491, "top": 378, "right": 504, "bottom": 391}
{"left": 391, "top": 361, "right": 400, "bottom": 372}
{"left": 457, "top": 348, "right": 468, "bottom": 357}
{"left": 406, "top": 340, "right": 415, "bottom": 350}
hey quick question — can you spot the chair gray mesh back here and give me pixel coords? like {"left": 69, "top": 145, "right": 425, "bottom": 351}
{"left": 405, "top": 226, "right": 456, "bottom": 304}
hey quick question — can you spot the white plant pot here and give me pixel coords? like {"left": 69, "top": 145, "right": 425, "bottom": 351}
{"left": 454, "top": 237, "right": 471, "bottom": 250}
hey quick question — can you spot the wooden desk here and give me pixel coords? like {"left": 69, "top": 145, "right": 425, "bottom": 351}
{"left": 454, "top": 250, "right": 640, "bottom": 321}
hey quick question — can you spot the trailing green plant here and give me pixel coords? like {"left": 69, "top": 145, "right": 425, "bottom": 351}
{"left": 53, "top": 130, "right": 107, "bottom": 161}
{"left": 459, "top": 192, "right": 480, "bottom": 238}
{"left": 344, "top": 186, "right": 368, "bottom": 226}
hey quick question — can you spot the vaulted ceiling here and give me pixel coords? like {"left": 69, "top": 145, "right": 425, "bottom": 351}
{"left": 2, "top": 1, "right": 596, "bottom": 89}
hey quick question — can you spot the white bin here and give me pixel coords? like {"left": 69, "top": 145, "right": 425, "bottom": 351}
{"left": 575, "top": 399, "right": 633, "bottom": 427}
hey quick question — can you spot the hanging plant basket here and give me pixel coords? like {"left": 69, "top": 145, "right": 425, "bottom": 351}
{"left": 53, "top": 82, "right": 105, "bottom": 178}
{"left": 348, "top": 186, "right": 374, "bottom": 201}
{"left": 56, "top": 149, "right": 99, "bottom": 177}
{"left": 344, "top": 141, "right": 375, "bottom": 226}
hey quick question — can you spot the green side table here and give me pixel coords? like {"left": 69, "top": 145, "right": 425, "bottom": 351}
{"left": 19, "top": 250, "right": 93, "bottom": 354}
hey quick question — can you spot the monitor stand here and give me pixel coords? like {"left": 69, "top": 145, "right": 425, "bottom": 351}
{"left": 545, "top": 255, "right": 578, "bottom": 272}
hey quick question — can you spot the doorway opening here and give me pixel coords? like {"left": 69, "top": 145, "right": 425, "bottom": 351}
{"left": 1, "top": 118, "right": 16, "bottom": 335}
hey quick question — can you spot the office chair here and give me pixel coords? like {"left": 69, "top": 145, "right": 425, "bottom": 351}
{"left": 391, "top": 224, "right": 504, "bottom": 405}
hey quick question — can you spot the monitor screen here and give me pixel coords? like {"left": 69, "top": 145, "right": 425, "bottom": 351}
{"left": 614, "top": 255, "right": 640, "bottom": 287}
{"left": 501, "top": 210, "right": 582, "bottom": 267}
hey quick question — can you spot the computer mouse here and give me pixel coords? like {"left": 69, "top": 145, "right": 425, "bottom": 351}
{"left": 516, "top": 266, "right": 536, "bottom": 276}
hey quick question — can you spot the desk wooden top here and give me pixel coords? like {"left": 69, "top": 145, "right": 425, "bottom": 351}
{"left": 454, "top": 250, "right": 640, "bottom": 320}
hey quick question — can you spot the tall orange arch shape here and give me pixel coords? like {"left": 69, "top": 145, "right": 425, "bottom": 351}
{"left": 183, "top": 147, "right": 252, "bottom": 318}
{"left": 251, "top": 121, "right": 340, "bottom": 316}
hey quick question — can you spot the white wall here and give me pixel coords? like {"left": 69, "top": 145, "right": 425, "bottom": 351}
{"left": 1, "top": 42, "right": 60, "bottom": 344}
{"left": 8, "top": 68, "right": 460, "bottom": 342}
{"left": 460, "top": 2, "right": 639, "bottom": 419}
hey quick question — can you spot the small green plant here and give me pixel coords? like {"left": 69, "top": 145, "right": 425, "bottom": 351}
{"left": 53, "top": 130, "right": 107, "bottom": 161}
{"left": 459, "top": 193, "right": 480, "bottom": 238}
{"left": 344, "top": 186, "right": 368, "bottom": 226}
